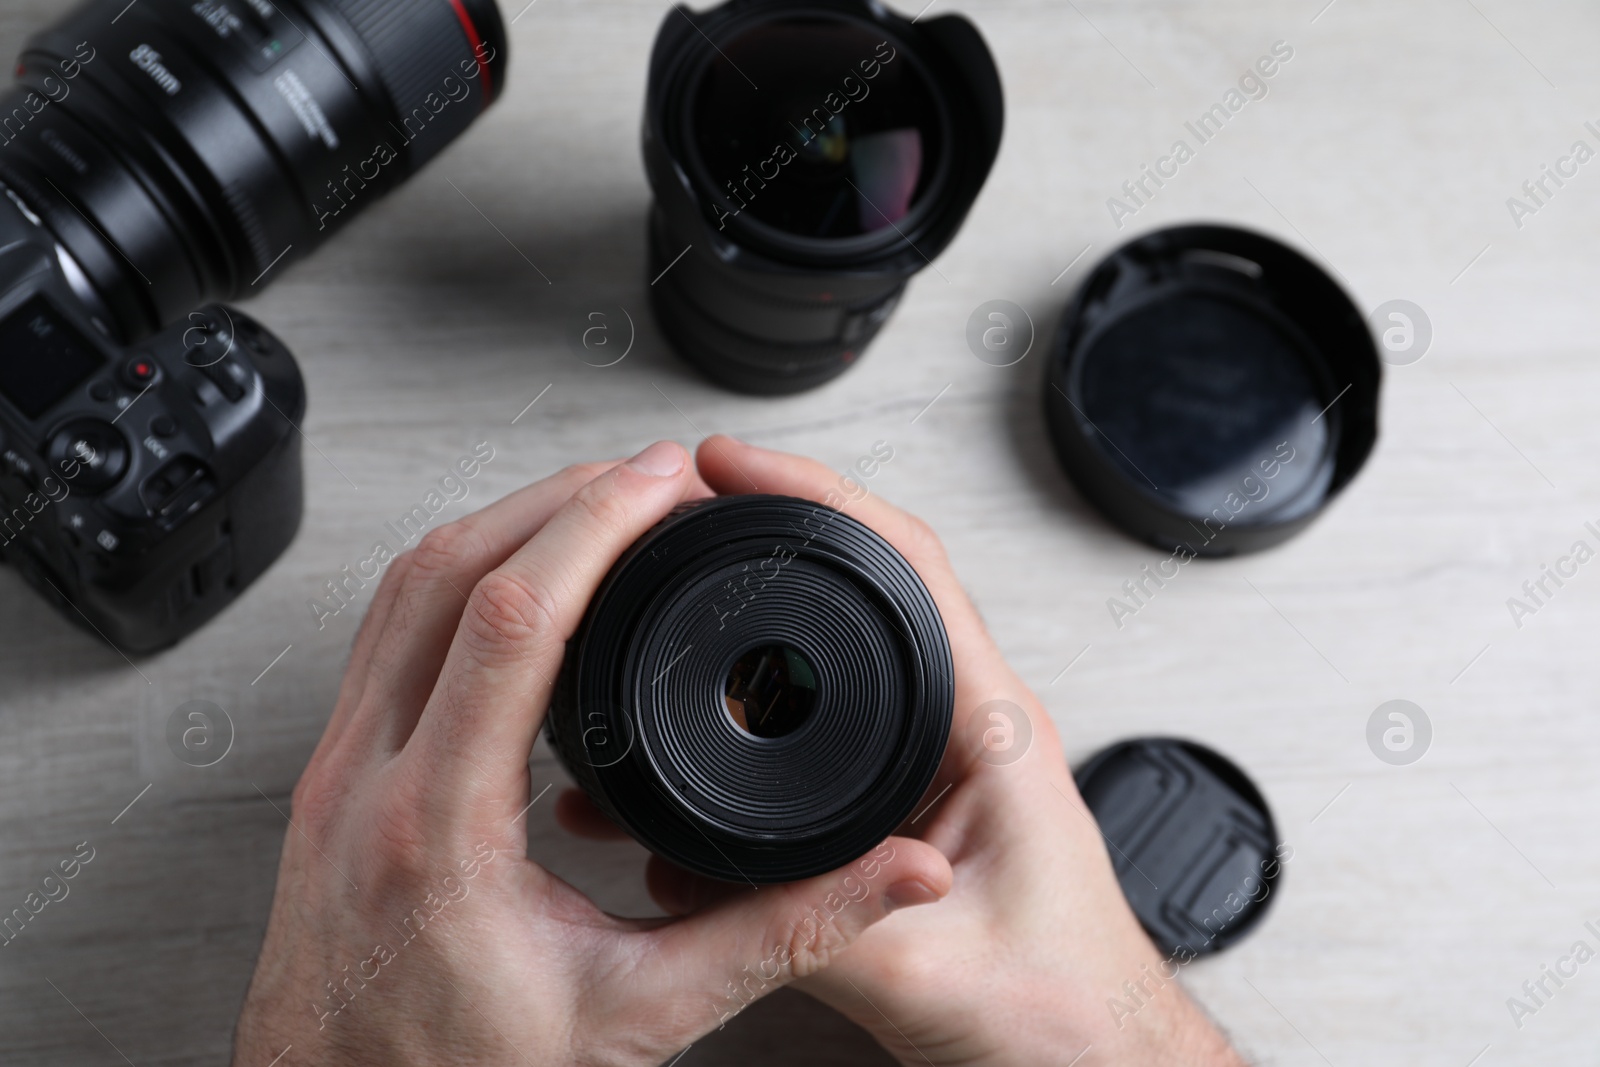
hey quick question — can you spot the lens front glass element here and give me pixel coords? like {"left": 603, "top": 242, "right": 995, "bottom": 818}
{"left": 691, "top": 18, "right": 943, "bottom": 240}
{"left": 724, "top": 643, "right": 818, "bottom": 739}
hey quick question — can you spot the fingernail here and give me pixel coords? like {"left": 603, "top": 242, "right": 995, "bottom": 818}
{"left": 884, "top": 879, "right": 942, "bottom": 914}
{"left": 627, "top": 441, "right": 685, "bottom": 477}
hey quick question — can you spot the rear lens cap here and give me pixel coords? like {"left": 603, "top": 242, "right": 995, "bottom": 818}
{"left": 1075, "top": 737, "right": 1281, "bottom": 959}
{"left": 1045, "top": 225, "right": 1380, "bottom": 556}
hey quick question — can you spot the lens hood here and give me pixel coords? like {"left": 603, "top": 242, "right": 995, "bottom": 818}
{"left": 1044, "top": 225, "right": 1381, "bottom": 556}
{"left": 547, "top": 495, "right": 953, "bottom": 884}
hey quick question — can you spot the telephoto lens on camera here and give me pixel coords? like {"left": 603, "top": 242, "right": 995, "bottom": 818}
{"left": 547, "top": 496, "right": 954, "bottom": 884}
{"left": 643, "top": 0, "right": 1004, "bottom": 395}
{"left": 0, "top": 0, "right": 508, "bottom": 341}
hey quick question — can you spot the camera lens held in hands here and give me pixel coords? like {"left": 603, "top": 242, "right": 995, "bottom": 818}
{"left": 0, "top": 0, "right": 507, "bottom": 650}
{"left": 548, "top": 496, "right": 954, "bottom": 884}
{"left": 643, "top": 0, "right": 1003, "bottom": 395}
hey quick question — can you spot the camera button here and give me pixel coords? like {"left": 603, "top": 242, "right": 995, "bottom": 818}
{"left": 151, "top": 415, "right": 178, "bottom": 438}
{"left": 46, "top": 419, "right": 130, "bottom": 493}
{"left": 124, "top": 358, "right": 159, "bottom": 388}
{"left": 89, "top": 380, "right": 116, "bottom": 402}
{"left": 199, "top": 357, "right": 251, "bottom": 403}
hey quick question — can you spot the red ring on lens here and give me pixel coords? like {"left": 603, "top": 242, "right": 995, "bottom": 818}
{"left": 446, "top": 0, "right": 493, "bottom": 103}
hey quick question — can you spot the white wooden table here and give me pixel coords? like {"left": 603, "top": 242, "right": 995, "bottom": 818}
{"left": 3, "top": 0, "right": 1599, "bottom": 1063}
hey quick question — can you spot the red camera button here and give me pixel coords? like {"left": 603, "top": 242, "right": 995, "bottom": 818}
{"left": 124, "top": 359, "right": 159, "bottom": 387}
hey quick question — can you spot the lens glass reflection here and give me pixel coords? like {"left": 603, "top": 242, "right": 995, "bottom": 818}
{"left": 725, "top": 644, "right": 818, "bottom": 739}
{"left": 691, "top": 19, "right": 942, "bottom": 239}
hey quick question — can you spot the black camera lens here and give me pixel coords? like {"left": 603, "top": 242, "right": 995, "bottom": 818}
{"left": 548, "top": 496, "right": 953, "bottom": 884}
{"left": 644, "top": 0, "right": 1003, "bottom": 395}
{"left": 0, "top": 0, "right": 507, "bottom": 339}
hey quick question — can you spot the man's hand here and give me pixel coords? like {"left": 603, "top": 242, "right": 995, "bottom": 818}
{"left": 232, "top": 442, "right": 953, "bottom": 1067}
{"left": 562, "top": 437, "right": 1247, "bottom": 1067}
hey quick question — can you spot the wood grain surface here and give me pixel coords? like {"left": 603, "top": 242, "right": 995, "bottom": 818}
{"left": 2, "top": 0, "right": 1599, "bottom": 1064}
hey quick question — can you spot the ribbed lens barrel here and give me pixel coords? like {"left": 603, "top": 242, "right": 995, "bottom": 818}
{"left": 314, "top": 0, "right": 506, "bottom": 170}
{"left": 548, "top": 496, "right": 954, "bottom": 884}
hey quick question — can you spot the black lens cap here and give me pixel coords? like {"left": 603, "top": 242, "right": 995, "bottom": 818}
{"left": 1045, "top": 225, "right": 1380, "bottom": 557}
{"left": 1075, "top": 737, "right": 1281, "bottom": 959}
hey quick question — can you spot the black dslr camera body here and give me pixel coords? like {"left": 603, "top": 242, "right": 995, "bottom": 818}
{"left": 0, "top": 0, "right": 507, "bottom": 651}
{"left": 0, "top": 193, "right": 304, "bottom": 653}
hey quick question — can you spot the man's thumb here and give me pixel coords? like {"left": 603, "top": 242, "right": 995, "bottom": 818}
{"left": 639, "top": 837, "right": 950, "bottom": 1028}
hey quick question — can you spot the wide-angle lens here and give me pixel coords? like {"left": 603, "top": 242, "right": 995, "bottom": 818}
{"left": 643, "top": 0, "right": 1003, "bottom": 395}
